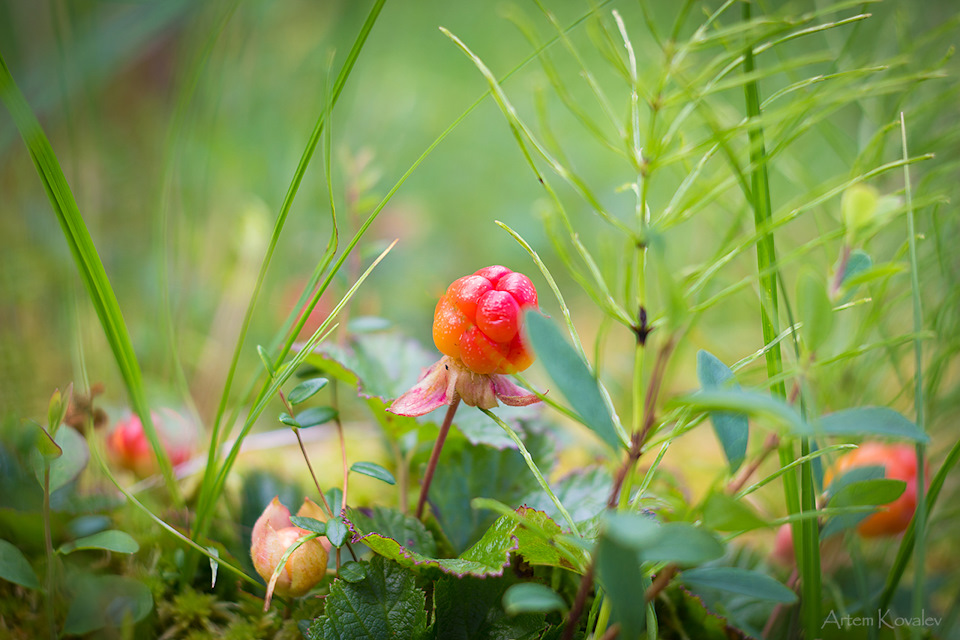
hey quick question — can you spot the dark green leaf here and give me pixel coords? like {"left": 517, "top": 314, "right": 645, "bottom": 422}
{"left": 63, "top": 575, "right": 153, "bottom": 634}
{"left": 325, "top": 517, "right": 348, "bottom": 547}
{"left": 350, "top": 461, "right": 396, "bottom": 485}
{"left": 681, "top": 567, "right": 797, "bottom": 603}
{"left": 297, "top": 406, "right": 338, "bottom": 429}
{"left": 434, "top": 574, "right": 546, "bottom": 638}
{"left": 796, "top": 268, "right": 834, "bottom": 352}
{"left": 702, "top": 493, "right": 767, "bottom": 532}
{"left": 307, "top": 556, "right": 428, "bottom": 640}
{"left": 338, "top": 561, "right": 366, "bottom": 583}
{"left": 816, "top": 407, "right": 929, "bottom": 442}
{"left": 429, "top": 435, "right": 552, "bottom": 552}
{"left": 696, "top": 351, "right": 749, "bottom": 472}
{"left": 595, "top": 527, "right": 648, "bottom": 638}
{"left": 290, "top": 516, "right": 326, "bottom": 535}
{"left": 57, "top": 530, "right": 139, "bottom": 555}
{"left": 503, "top": 583, "right": 566, "bottom": 615}
{"left": 288, "top": 378, "right": 329, "bottom": 405}
{"left": 0, "top": 539, "right": 39, "bottom": 589}
{"left": 672, "top": 389, "right": 809, "bottom": 436}
{"left": 525, "top": 311, "right": 621, "bottom": 451}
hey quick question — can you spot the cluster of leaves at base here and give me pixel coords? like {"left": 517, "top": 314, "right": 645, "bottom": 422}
{"left": 305, "top": 555, "right": 549, "bottom": 640}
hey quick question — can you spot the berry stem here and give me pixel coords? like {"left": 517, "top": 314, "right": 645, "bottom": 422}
{"left": 416, "top": 396, "right": 461, "bottom": 520}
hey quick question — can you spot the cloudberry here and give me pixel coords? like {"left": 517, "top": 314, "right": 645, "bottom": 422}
{"left": 432, "top": 265, "right": 538, "bottom": 375}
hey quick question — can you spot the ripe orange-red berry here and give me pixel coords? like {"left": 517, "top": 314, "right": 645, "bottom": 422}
{"left": 824, "top": 442, "right": 923, "bottom": 538}
{"left": 433, "top": 266, "right": 538, "bottom": 375}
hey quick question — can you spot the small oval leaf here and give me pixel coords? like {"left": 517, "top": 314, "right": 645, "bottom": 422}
{"left": 696, "top": 350, "right": 748, "bottom": 472}
{"left": 326, "top": 517, "right": 349, "bottom": 547}
{"left": 0, "top": 539, "right": 40, "bottom": 589}
{"left": 350, "top": 462, "right": 396, "bottom": 485}
{"left": 58, "top": 530, "right": 139, "bottom": 555}
{"left": 503, "top": 582, "right": 566, "bottom": 615}
{"left": 297, "top": 407, "right": 338, "bottom": 429}
{"left": 279, "top": 413, "right": 301, "bottom": 428}
{"left": 288, "top": 378, "right": 329, "bottom": 405}
{"left": 290, "top": 516, "right": 326, "bottom": 535}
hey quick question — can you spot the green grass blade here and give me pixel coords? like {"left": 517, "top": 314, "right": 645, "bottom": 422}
{"left": 0, "top": 51, "right": 182, "bottom": 505}
{"left": 901, "top": 113, "right": 927, "bottom": 631}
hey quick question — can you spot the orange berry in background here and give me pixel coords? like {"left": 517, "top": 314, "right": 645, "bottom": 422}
{"left": 824, "top": 442, "right": 923, "bottom": 537}
{"left": 432, "top": 265, "right": 539, "bottom": 375}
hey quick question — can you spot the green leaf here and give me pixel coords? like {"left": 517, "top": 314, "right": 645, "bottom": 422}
{"left": 680, "top": 567, "right": 797, "bottom": 604}
{"left": 346, "top": 507, "right": 437, "bottom": 557}
{"left": 257, "top": 345, "right": 277, "bottom": 378}
{"left": 672, "top": 389, "right": 809, "bottom": 436}
{"left": 816, "top": 407, "right": 928, "bottom": 442}
{"left": 701, "top": 493, "right": 767, "bottom": 532}
{"left": 297, "top": 406, "right": 338, "bottom": 428}
{"left": 823, "top": 465, "right": 885, "bottom": 499}
{"left": 503, "top": 583, "right": 566, "bottom": 615}
{"left": 325, "top": 487, "right": 343, "bottom": 515}
{"left": 33, "top": 422, "right": 62, "bottom": 460}
{"left": 0, "top": 539, "right": 39, "bottom": 589}
{"left": 338, "top": 561, "right": 367, "bottom": 583}
{"left": 350, "top": 461, "right": 396, "bottom": 485}
{"left": 325, "top": 517, "right": 348, "bottom": 548}
{"left": 434, "top": 574, "right": 546, "bottom": 639}
{"left": 347, "top": 506, "right": 573, "bottom": 578}
{"left": 428, "top": 435, "right": 553, "bottom": 552}
{"left": 696, "top": 351, "right": 749, "bottom": 472}
{"left": 797, "top": 268, "right": 834, "bottom": 353}
{"left": 63, "top": 574, "right": 153, "bottom": 634}
{"left": 595, "top": 526, "right": 648, "bottom": 638}
{"left": 603, "top": 514, "right": 724, "bottom": 566}
{"left": 839, "top": 250, "right": 872, "bottom": 296}
{"left": 47, "top": 383, "right": 72, "bottom": 437}
{"left": 822, "top": 478, "right": 907, "bottom": 539}
{"left": 57, "top": 530, "right": 139, "bottom": 555}
{"left": 288, "top": 378, "right": 329, "bottom": 405}
{"left": 307, "top": 556, "right": 428, "bottom": 640}
{"left": 290, "top": 516, "right": 326, "bottom": 535}
{"left": 525, "top": 311, "right": 620, "bottom": 451}
{"left": 278, "top": 412, "right": 300, "bottom": 428}
{"left": 32, "top": 426, "right": 89, "bottom": 493}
